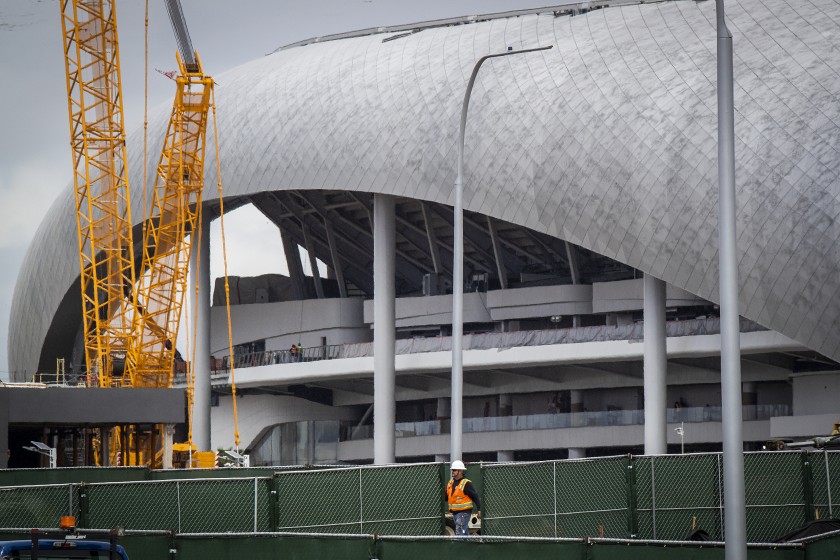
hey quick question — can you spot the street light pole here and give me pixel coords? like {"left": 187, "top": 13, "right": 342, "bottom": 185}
{"left": 450, "top": 45, "right": 552, "bottom": 462}
{"left": 716, "top": 1, "right": 747, "bottom": 559}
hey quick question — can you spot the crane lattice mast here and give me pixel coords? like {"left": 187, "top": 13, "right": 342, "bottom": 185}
{"left": 126, "top": 0, "right": 213, "bottom": 388}
{"left": 60, "top": 0, "right": 136, "bottom": 388}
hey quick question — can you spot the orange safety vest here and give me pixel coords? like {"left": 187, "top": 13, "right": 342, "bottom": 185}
{"left": 447, "top": 478, "right": 474, "bottom": 512}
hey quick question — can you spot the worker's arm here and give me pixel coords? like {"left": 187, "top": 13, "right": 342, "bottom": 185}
{"left": 463, "top": 481, "right": 481, "bottom": 517}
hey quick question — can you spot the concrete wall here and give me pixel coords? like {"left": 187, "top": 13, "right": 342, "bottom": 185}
{"left": 791, "top": 372, "right": 840, "bottom": 416}
{"left": 209, "top": 278, "right": 723, "bottom": 355}
{"left": 363, "top": 293, "right": 492, "bottom": 328}
{"left": 337, "top": 420, "right": 773, "bottom": 461}
{"left": 0, "top": 387, "right": 184, "bottom": 424}
{"left": 592, "top": 279, "right": 706, "bottom": 313}
{"left": 487, "top": 285, "right": 593, "bottom": 321}
{"left": 211, "top": 393, "right": 356, "bottom": 451}
{"left": 210, "top": 297, "right": 368, "bottom": 354}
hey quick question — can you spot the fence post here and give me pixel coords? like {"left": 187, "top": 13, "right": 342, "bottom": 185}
{"left": 253, "top": 478, "right": 259, "bottom": 532}
{"left": 650, "top": 456, "right": 657, "bottom": 540}
{"left": 358, "top": 467, "right": 364, "bottom": 534}
{"left": 438, "top": 463, "right": 449, "bottom": 535}
{"left": 77, "top": 483, "right": 88, "bottom": 528}
{"left": 176, "top": 481, "right": 182, "bottom": 534}
{"left": 270, "top": 474, "right": 279, "bottom": 531}
{"left": 801, "top": 451, "right": 814, "bottom": 522}
{"left": 825, "top": 450, "right": 834, "bottom": 518}
{"left": 625, "top": 455, "right": 638, "bottom": 538}
{"left": 553, "top": 461, "right": 558, "bottom": 539}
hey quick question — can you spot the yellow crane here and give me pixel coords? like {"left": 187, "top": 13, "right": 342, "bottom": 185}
{"left": 60, "top": 0, "right": 214, "bottom": 466}
{"left": 127, "top": 0, "right": 213, "bottom": 390}
{"left": 60, "top": 0, "right": 137, "bottom": 389}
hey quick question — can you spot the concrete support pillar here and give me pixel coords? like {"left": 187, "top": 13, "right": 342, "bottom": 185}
{"left": 191, "top": 213, "right": 212, "bottom": 452}
{"left": 644, "top": 274, "right": 668, "bottom": 455}
{"left": 568, "top": 448, "right": 585, "bottom": 460}
{"left": 373, "top": 194, "right": 396, "bottom": 464}
{"left": 497, "top": 450, "right": 514, "bottom": 462}
{"left": 498, "top": 394, "right": 512, "bottom": 417}
{"left": 742, "top": 382, "right": 757, "bottom": 420}
{"left": 162, "top": 424, "right": 175, "bottom": 469}
{"left": 570, "top": 390, "right": 584, "bottom": 413}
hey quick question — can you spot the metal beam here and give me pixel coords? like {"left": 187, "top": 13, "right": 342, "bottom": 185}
{"left": 288, "top": 192, "right": 369, "bottom": 295}
{"left": 421, "top": 202, "right": 443, "bottom": 274}
{"left": 281, "top": 232, "right": 307, "bottom": 300}
{"left": 301, "top": 223, "right": 325, "bottom": 299}
{"left": 522, "top": 229, "right": 568, "bottom": 265}
{"left": 324, "top": 218, "right": 348, "bottom": 298}
{"left": 429, "top": 205, "right": 498, "bottom": 267}
{"left": 252, "top": 194, "right": 375, "bottom": 295}
{"left": 462, "top": 213, "right": 542, "bottom": 263}
{"left": 565, "top": 242, "right": 580, "bottom": 284}
{"left": 486, "top": 216, "right": 508, "bottom": 289}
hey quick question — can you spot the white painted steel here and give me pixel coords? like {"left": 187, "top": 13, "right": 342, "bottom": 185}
{"left": 373, "top": 194, "right": 396, "bottom": 464}
{"left": 643, "top": 275, "right": 667, "bottom": 455}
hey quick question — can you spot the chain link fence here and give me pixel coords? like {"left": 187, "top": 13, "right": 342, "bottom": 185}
{"left": 0, "top": 452, "right": 836, "bottom": 541}
{"left": 743, "top": 452, "right": 806, "bottom": 542}
{"left": 635, "top": 453, "right": 723, "bottom": 540}
{"left": 274, "top": 463, "right": 443, "bottom": 535}
{"left": 84, "top": 477, "right": 270, "bottom": 533}
{"left": 0, "top": 484, "right": 77, "bottom": 529}
{"left": 483, "top": 457, "right": 630, "bottom": 538}
{"left": 484, "top": 451, "right": 840, "bottom": 542}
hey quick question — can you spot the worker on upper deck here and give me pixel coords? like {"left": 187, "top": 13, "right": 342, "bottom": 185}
{"left": 446, "top": 460, "right": 481, "bottom": 536}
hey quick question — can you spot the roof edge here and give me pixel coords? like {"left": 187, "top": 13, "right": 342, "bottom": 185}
{"left": 269, "top": 0, "right": 686, "bottom": 54}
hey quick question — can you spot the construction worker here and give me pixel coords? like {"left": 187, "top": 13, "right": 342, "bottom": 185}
{"left": 446, "top": 460, "right": 481, "bottom": 536}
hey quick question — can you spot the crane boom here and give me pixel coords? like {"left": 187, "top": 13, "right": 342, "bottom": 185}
{"left": 163, "top": 0, "right": 198, "bottom": 71}
{"left": 126, "top": 2, "right": 213, "bottom": 388}
{"left": 60, "top": 0, "right": 136, "bottom": 388}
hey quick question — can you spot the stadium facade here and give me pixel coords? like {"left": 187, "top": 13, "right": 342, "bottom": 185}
{"left": 9, "top": 0, "right": 840, "bottom": 464}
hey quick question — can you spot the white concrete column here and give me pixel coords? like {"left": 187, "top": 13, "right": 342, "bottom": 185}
{"left": 191, "top": 213, "right": 212, "bottom": 452}
{"left": 644, "top": 274, "right": 668, "bottom": 455}
{"left": 162, "top": 424, "right": 175, "bottom": 469}
{"left": 497, "top": 450, "right": 514, "bottom": 462}
{"left": 568, "top": 448, "right": 585, "bottom": 460}
{"left": 373, "top": 194, "right": 396, "bottom": 464}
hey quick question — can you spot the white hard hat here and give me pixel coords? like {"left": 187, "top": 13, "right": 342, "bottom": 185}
{"left": 451, "top": 460, "right": 466, "bottom": 470}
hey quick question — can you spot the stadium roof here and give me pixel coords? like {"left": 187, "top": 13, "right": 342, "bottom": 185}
{"left": 9, "top": 0, "right": 840, "bottom": 378}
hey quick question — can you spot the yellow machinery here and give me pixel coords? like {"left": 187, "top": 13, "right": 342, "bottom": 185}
{"left": 127, "top": 33, "right": 213, "bottom": 389}
{"left": 60, "top": 0, "right": 137, "bottom": 389}
{"left": 60, "top": 0, "right": 215, "bottom": 466}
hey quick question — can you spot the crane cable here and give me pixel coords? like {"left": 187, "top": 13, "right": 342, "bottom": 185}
{"left": 186, "top": 212, "right": 200, "bottom": 452}
{"left": 142, "top": 0, "right": 149, "bottom": 227}
{"left": 211, "top": 89, "right": 240, "bottom": 450}
{"left": 185, "top": 207, "right": 201, "bottom": 453}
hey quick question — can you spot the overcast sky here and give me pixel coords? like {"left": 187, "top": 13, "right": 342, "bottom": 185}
{"left": 0, "top": 0, "right": 560, "bottom": 378}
